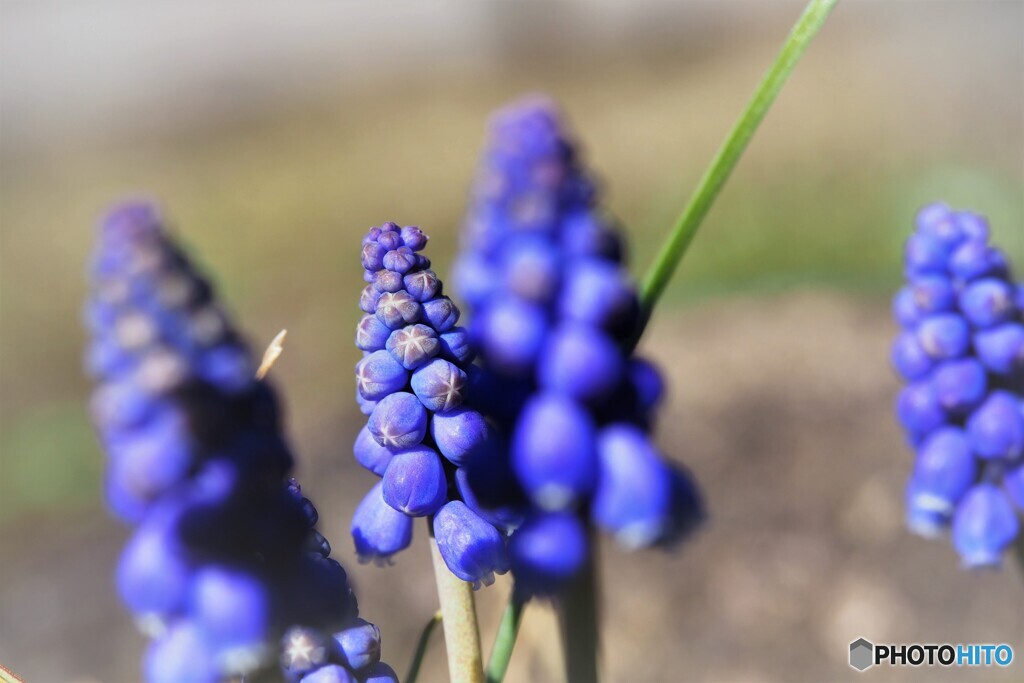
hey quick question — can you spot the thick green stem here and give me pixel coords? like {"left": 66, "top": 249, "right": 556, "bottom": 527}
{"left": 559, "top": 544, "right": 600, "bottom": 683}
{"left": 429, "top": 534, "right": 485, "bottom": 683}
{"left": 634, "top": 0, "right": 838, "bottom": 341}
{"left": 485, "top": 593, "right": 526, "bottom": 683}
{"left": 405, "top": 610, "right": 443, "bottom": 683}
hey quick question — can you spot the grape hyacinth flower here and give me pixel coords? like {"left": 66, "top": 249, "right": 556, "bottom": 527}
{"left": 87, "top": 202, "right": 395, "bottom": 682}
{"left": 451, "top": 96, "right": 704, "bottom": 596}
{"left": 893, "top": 203, "right": 1024, "bottom": 567}
{"left": 352, "top": 222, "right": 510, "bottom": 589}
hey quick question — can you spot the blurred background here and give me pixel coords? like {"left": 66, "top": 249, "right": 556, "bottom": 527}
{"left": 1, "top": 1, "right": 1023, "bottom": 681}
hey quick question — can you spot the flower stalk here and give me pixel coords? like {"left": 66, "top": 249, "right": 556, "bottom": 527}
{"left": 485, "top": 593, "right": 526, "bottom": 683}
{"left": 430, "top": 532, "right": 485, "bottom": 683}
{"left": 635, "top": 0, "right": 838, "bottom": 342}
{"left": 559, "top": 546, "right": 600, "bottom": 683}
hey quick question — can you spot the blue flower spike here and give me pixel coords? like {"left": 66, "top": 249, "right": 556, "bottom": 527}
{"left": 350, "top": 222, "right": 511, "bottom": 582}
{"left": 451, "top": 97, "right": 704, "bottom": 596}
{"left": 892, "top": 203, "right": 1024, "bottom": 567}
{"left": 86, "top": 202, "right": 384, "bottom": 682}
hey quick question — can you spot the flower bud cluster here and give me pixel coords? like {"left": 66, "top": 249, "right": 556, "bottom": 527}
{"left": 893, "top": 203, "right": 1024, "bottom": 567}
{"left": 87, "top": 202, "right": 388, "bottom": 682}
{"left": 352, "top": 222, "right": 510, "bottom": 588}
{"left": 451, "top": 97, "right": 703, "bottom": 596}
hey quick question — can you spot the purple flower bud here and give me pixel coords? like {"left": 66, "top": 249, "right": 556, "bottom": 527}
{"left": 360, "top": 285, "right": 382, "bottom": 314}
{"left": 949, "top": 240, "right": 1007, "bottom": 282}
{"left": 910, "top": 427, "right": 976, "bottom": 513}
{"left": 974, "top": 323, "right": 1024, "bottom": 374}
{"left": 627, "top": 358, "right": 665, "bottom": 416}
{"left": 890, "top": 332, "right": 933, "bottom": 380}
{"left": 559, "top": 259, "right": 637, "bottom": 332}
{"left": 500, "top": 236, "right": 561, "bottom": 303}
{"left": 403, "top": 270, "right": 441, "bottom": 302}
{"left": 657, "top": 463, "right": 704, "bottom": 547}
{"left": 281, "top": 627, "right": 331, "bottom": 681}
{"left": 353, "top": 425, "right": 395, "bottom": 476}
{"left": 433, "top": 501, "right": 510, "bottom": 588}
{"left": 955, "top": 211, "right": 989, "bottom": 241}
{"left": 361, "top": 242, "right": 387, "bottom": 271}
{"left": 383, "top": 246, "right": 416, "bottom": 274}
{"left": 378, "top": 233, "right": 402, "bottom": 254}
{"left": 959, "top": 278, "right": 1014, "bottom": 328}
{"left": 351, "top": 483, "right": 414, "bottom": 563}
{"left": 401, "top": 225, "right": 428, "bottom": 251}
{"left": 385, "top": 324, "right": 439, "bottom": 370}
{"left": 107, "top": 411, "right": 193, "bottom": 500}
{"left": 930, "top": 358, "right": 987, "bottom": 414}
{"left": 952, "top": 484, "right": 1019, "bottom": 568}
{"left": 361, "top": 662, "right": 399, "bottom": 683}
{"left": 431, "top": 406, "right": 492, "bottom": 466}
{"left": 895, "top": 382, "right": 946, "bottom": 436}
{"left": 373, "top": 269, "right": 404, "bottom": 293}
{"left": 561, "top": 211, "right": 623, "bottom": 262}
{"left": 892, "top": 286, "right": 922, "bottom": 328}
{"left": 966, "top": 391, "right": 1024, "bottom": 460}
{"left": 375, "top": 290, "right": 421, "bottom": 329}
{"left": 411, "top": 358, "right": 467, "bottom": 412}
{"left": 1004, "top": 465, "right": 1024, "bottom": 509}
{"left": 909, "top": 274, "right": 956, "bottom": 314}
{"left": 538, "top": 324, "right": 623, "bottom": 401}
{"left": 592, "top": 425, "right": 673, "bottom": 549}
{"left": 438, "top": 327, "right": 475, "bottom": 364}
{"left": 915, "top": 203, "right": 962, "bottom": 246}
{"left": 356, "top": 314, "right": 391, "bottom": 352}
{"left": 364, "top": 226, "right": 382, "bottom": 244}
{"left": 199, "top": 344, "right": 256, "bottom": 394}
{"left": 905, "top": 479, "right": 950, "bottom": 538}
{"left": 454, "top": 467, "right": 525, "bottom": 532}
{"left": 117, "top": 523, "right": 190, "bottom": 618}
{"left": 355, "top": 350, "right": 409, "bottom": 401}
{"left": 478, "top": 298, "right": 547, "bottom": 374}
{"left": 509, "top": 511, "right": 587, "bottom": 597}
{"left": 382, "top": 445, "right": 448, "bottom": 517}
{"left": 368, "top": 392, "right": 427, "bottom": 450}
{"left": 332, "top": 618, "right": 381, "bottom": 672}
{"left": 512, "top": 394, "right": 597, "bottom": 510}
{"left": 144, "top": 621, "right": 218, "bottom": 683}
{"left": 916, "top": 313, "right": 969, "bottom": 360}
{"left": 452, "top": 252, "right": 497, "bottom": 306}
{"left": 904, "top": 233, "right": 950, "bottom": 277}
{"left": 300, "top": 665, "right": 354, "bottom": 683}
{"left": 89, "top": 379, "right": 153, "bottom": 430}
{"left": 421, "top": 297, "right": 460, "bottom": 332}
{"left": 189, "top": 566, "right": 269, "bottom": 653}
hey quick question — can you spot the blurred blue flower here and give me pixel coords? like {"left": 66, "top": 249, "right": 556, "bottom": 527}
{"left": 87, "top": 201, "right": 390, "bottom": 681}
{"left": 893, "top": 203, "right": 1024, "bottom": 567}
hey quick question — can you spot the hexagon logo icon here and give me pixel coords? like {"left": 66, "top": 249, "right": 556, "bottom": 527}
{"left": 850, "top": 638, "right": 874, "bottom": 672}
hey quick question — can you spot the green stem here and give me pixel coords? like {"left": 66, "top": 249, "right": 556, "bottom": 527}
{"left": 485, "top": 593, "right": 526, "bottom": 683}
{"left": 405, "top": 610, "right": 443, "bottom": 683}
{"left": 634, "top": 0, "right": 838, "bottom": 339}
{"left": 559, "top": 542, "right": 600, "bottom": 683}
{"left": 429, "top": 532, "right": 485, "bottom": 683}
